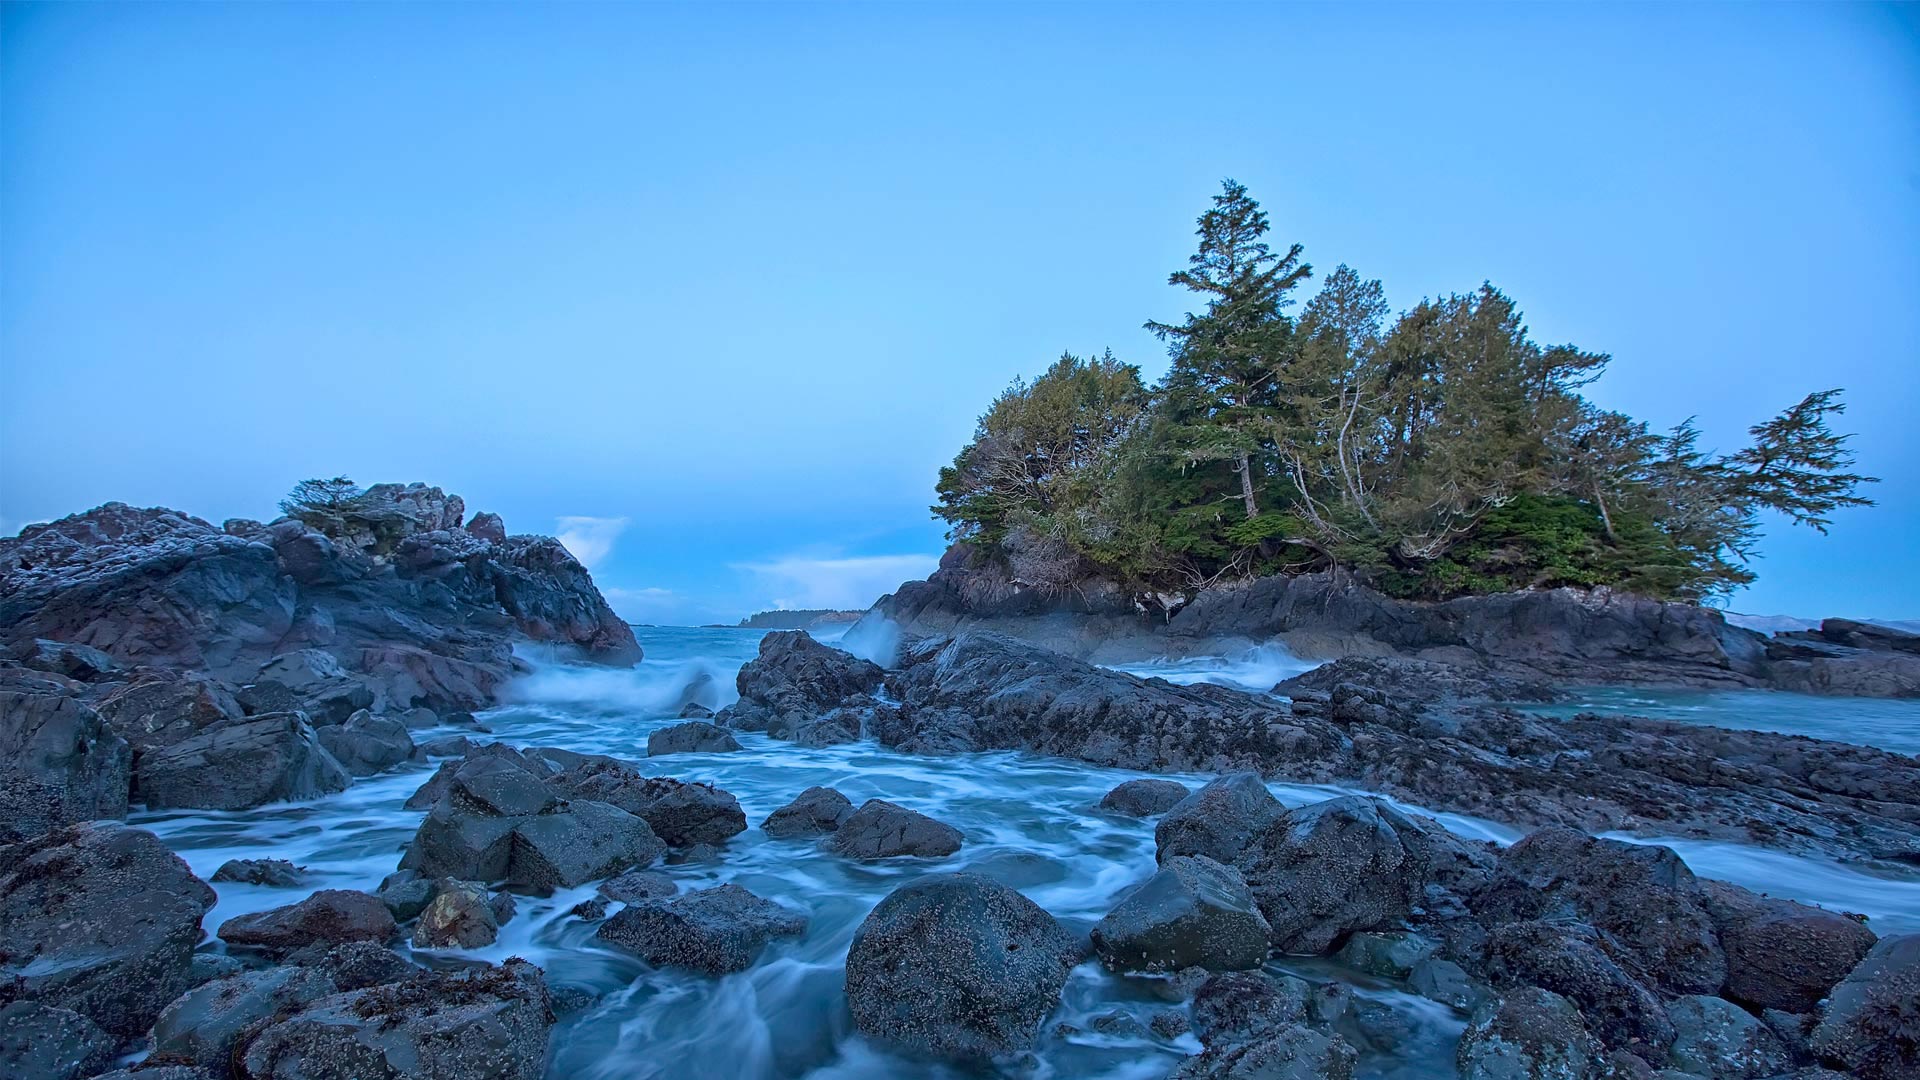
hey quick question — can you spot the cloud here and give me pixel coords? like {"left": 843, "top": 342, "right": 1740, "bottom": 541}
{"left": 555, "top": 515, "right": 627, "bottom": 570}
{"left": 734, "top": 552, "right": 939, "bottom": 611}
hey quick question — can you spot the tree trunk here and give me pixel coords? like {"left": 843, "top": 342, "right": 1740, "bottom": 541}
{"left": 1592, "top": 483, "right": 1618, "bottom": 542}
{"left": 1235, "top": 452, "right": 1259, "bottom": 519}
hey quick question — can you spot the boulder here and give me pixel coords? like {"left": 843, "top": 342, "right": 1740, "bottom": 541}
{"left": 1457, "top": 987, "right": 1607, "bottom": 1080}
{"left": 1809, "top": 934, "right": 1919, "bottom": 1080}
{"left": 0, "top": 1001, "right": 116, "bottom": 1080}
{"left": 465, "top": 511, "right": 507, "bottom": 544}
{"left": 217, "top": 889, "right": 396, "bottom": 952}
{"left": 1155, "top": 773, "right": 1284, "bottom": 865}
{"left": 827, "top": 799, "right": 963, "bottom": 860}
{"left": 375, "top": 870, "right": 435, "bottom": 920}
{"left": 1335, "top": 931, "right": 1440, "bottom": 979}
{"left": 240, "top": 958, "right": 552, "bottom": 1080}
{"left": 1483, "top": 920, "right": 1675, "bottom": 1053}
{"left": 315, "top": 709, "right": 415, "bottom": 776}
{"left": 15, "top": 639, "right": 120, "bottom": 681}
{"left": 1702, "top": 881, "right": 1878, "bottom": 1013}
{"left": 597, "top": 868, "right": 678, "bottom": 903}
{"left": 0, "top": 824, "right": 214, "bottom": 1035}
{"left": 1409, "top": 957, "right": 1481, "bottom": 1012}
{"left": 133, "top": 712, "right": 351, "bottom": 811}
{"left": 725, "top": 631, "right": 884, "bottom": 733}
{"left": 1190, "top": 970, "right": 1314, "bottom": 1049}
{"left": 1090, "top": 855, "right": 1270, "bottom": 973}
{"left": 594, "top": 884, "right": 806, "bottom": 975}
{"left": 762, "top": 786, "right": 855, "bottom": 838}
{"left": 548, "top": 760, "right": 746, "bottom": 848}
{"left": 150, "top": 966, "right": 337, "bottom": 1069}
{"left": 1666, "top": 995, "right": 1793, "bottom": 1080}
{"left": 211, "top": 858, "right": 309, "bottom": 887}
{"left": 1099, "top": 778, "right": 1191, "bottom": 817}
{"left": 88, "top": 671, "right": 244, "bottom": 752}
{"left": 0, "top": 674, "right": 131, "bottom": 839}
{"left": 844, "top": 873, "right": 1078, "bottom": 1062}
{"left": 646, "top": 720, "right": 743, "bottom": 756}
{"left": 785, "top": 704, "right": 871, "bottom": 747}
{"left": 677, "top": 702, "right": 715, "bottom": 720}
{"left": 412, "top": 879, "right": 499, "bottom": 948}
{"left": 1169, "top": 1022, "right": 1358, "bottom": 1080}
{"left": 283, "top": 940, "right": 419, "bottom": 991}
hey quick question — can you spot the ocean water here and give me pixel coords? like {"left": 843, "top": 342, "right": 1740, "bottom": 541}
{"left": 130, "top": 626, "right": 1920, "bottom": 1079}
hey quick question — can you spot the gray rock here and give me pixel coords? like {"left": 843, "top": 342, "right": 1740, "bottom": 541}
{"left": 315, "top": 709, "right": 415, "bottom": 776}
{"left": 1335, "top": 931, "right": 1439, "bottom": 979}
{"left": 150, "top": 966, "right": 337, "bottom": 1068}
{"left": 134, "top": 712, "right": 351, "bottom": 811}
{"left": 412, "top": 879, "right": 498, "bottom": 948}
{"left": 399, "top": 706, "right": 440, "bottom": 729}
{"left": 597, "top": 868, "right": 678, "bottom": 903}
{"left": 0, "top": 675, "right": 131, "bottom": 839}
{"left": 1702, "top": 881, "right": 1878, "bottom": 1013}
{"left": 843, "top": 872, "right": 1078, "bottom": 1062}
{"left": 677, "top": 702, "right": 715, "bottom": 720}
{"left": 237, "top": 650, "right": 377, "bottom": 726}
{"left": 375, "top": 870, "right": 435, "bottom": 920}
{"left": 16, "top": 639, "right": 120, "bottom": 681}
{"left": 761, "top": 786, "right": 855, "bottom": 838}
{"left": 1099, "top": 778, "right": 1191, "bottom": 817}
{"left": 594, "top": 884, "right": 806, "bottom": 974}
{"left": 1190, "top": 970, "right": 1314, "bottom": 1049}
{"left": 1667, "top": 995, "right": 1793, "bottom": 1080}
{"left": 786, "top": 704, "right": 870, "bottom": 747}
{"left": 89, "top": 671, "right": 243, "bottom": 753}
{"left": 283, "top": 940, "right": 418, "bottom": 991}
{"left": 187, "top": 951, "right": 246, "bottom": 987}
{"left": 551, "top": 760, "right": 746, "bottom": 848}
{"left": 646, "top": 720, "right": 742, "bottom": 756}
{"left": 91, "top": 1070, "right": 216, "bottom": 1080}
{"left": 724, "top": 630, "right": 884, "bottom": 733}
{"left": 217, "top": 889, "right": 396, "bottom": 952}
{"left": 1410, "top": 957, "right": 1482, "bottom": 1012}
{"left": 0, "top": 1001, "right": 116, "bottom": 1080}
{"left": 0, "top": 823, "right": 214, "bottom": 1035}
{"left": 1155, "top": 772, "right": 1284, "bottom": 865}
{"left": 1091, "top": 854, "right": 1270, "bottom": 973}
{"left": 1457, "top": 987, "right": 1607, "bottom": 1080}
{"left": 211, "top": 857, "right": 309, "bottom": 887}
{"left": 1169, "top": 1022, "right": 1358, "bottom": 1080}
{"left": 1808, "top": 933, "right": 1919, "bottom": 1080}
{"left": 828, "top": 799, "right": 963, "bottom": 859}
{"left": 1483, "top": 920, "right": 1675, "bottom": 1053}
{"left": 465, "top": 511, "right": 507, "bottom": 544}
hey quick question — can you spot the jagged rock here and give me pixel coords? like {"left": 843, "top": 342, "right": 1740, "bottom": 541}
{"left": 465, "top": 511, "right": 507, "bottom": 544}
{"left": 1091, "top": 855, "right": 1270, "bottom": 973}
{"left": 542, "top": 757, "right": 746, "bottom": 848}
{"left": 646, "top": 720, "right": 742, "bottom": 756}
{"left": 283, "top": 940, "right": 419, "bottom": 991}
{"left": 1457, "top": 987, "right": 1607, "bottom": 1080}
{"left": 134, "top": 712, "right": 351, "bottom": 810}
{"left": 594, "top": 884, "right": 806, "bottom": 974}
{"left": 1169, "top": 1022, "right": 1358, "bottom": 1080}
{"left": 315, "top": 709, "right": 415, "bottom": 776}
{"left": 0, "top": 824, "right": 214, "bottom": 1035}
{"left": 237, "top": 650, "right": 376, "bottom": 725}
{"left": 1474, "top": 827, "right": 1726, "bottom": 995}
{"left": 88, "top": 671, "right": 244, "bottom": 752}
{"left": 1483, "top": 920, "right": 1675, "bottom": 1053}
{"left": 0, "top": 1001, "right": 116, "bottom": 1080}
{"left": 1702, "top": 881, "right": 1878, "bottom": 1013}
{"left": 1335, "top": 931, "right": 1439, "bottom": 978}
{"left": 761, "top": 786, "right": 855, "bottom": 838}
{"left": 211, "top": 858, "right": 309, "bottom": 887}
{"left": 787, "top": 703, "right": 872, "bottom": 747}
{"left": 724, "top": 630, "right": 885, "bottom": 734}
{"left": 0, "top": 674, "right": 130, "bottom": 839}
{"left": 412, "top": 879, "right": 498, "bottom": 948}
{"left": 1809, "top": 934, "right": 1919, "bottom": 1080}
{"left": 217, "top": 889, "right": 396, "bottom": 952}
{"left": 828, "top": 799, "right": 963, "bottom": 859}
{"left": 14, "top": 639, "right": 119, "bottom": 681}
{"left": 150, "top": 966, "right": 337, "bottom": 1069}
{"left": 374, "top": 870, "right": 434, "bottom": 920}
{"left": 844, "top": 873, "right": 1078, "bottom": 1062}
{"left": 1156, "top": 773, "right": 1285, "bottom": 866}
{"left": 240, "top": 958, "right": 552, "bottom": 1080}
{"left": 1099, "top": 778, "right": 1191, "bottom": 817}
{"left": 1190, "top": 970, "right": 1313, "bottom": 1049}
{"left": 1667, "top": 995, "right": 1793, "bottom": 1080}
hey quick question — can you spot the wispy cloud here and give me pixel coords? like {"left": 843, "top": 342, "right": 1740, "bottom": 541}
{"left": 555, "top": 515, "right": 627, "bottom": 570}
{"left": 734, "top": 552, "right": 938, "bottom": 611}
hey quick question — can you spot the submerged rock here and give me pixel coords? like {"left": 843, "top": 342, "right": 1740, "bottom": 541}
{"left": 211, "top": 857, "right": 310, "bottom": 887}
{"left": 761, "top": 786, "right": 855, "bottom": 838}
{"left": 597, "top": 868, "right": 679, "bottom": 903}
{"left": 1091, "top": 855, "right": 1270, "bottom": 973}
{"left": 594, "top": 884, "right": 806, "bottom": 974}
{"left": 217, "top": 889, "right": 397, "bottom": 952}
{"left": 646, "top": 720, "right": 742, "bottom": 756}
{"left": 150, "top": 966, "right": 337, "bottom": 1069}
{"left": 827, "top": 799, "right": 963, "bottom": 859}
{"left": 1099, "top": 777, "right": 1191, "bottom": 817}
{"left": 844, "top": 872, "right": 1078, "bottom": 1062}
{"left": 134, "top": 712, "right": 351, "bottom": 811}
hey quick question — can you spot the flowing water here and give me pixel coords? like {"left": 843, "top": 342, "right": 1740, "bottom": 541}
{"left": 132, "top": 626, "right": 1920, "bottom": 1079}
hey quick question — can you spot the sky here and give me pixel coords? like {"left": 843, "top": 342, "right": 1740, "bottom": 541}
{"left": 2, "top": 3, "right": 1916, "bottom": 625}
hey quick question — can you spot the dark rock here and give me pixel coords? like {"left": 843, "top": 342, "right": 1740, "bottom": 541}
{"left": 787, "top": 704, "right": 871, "bottom": 747}
{"left": 569, "top": 897, "right": 609, "bottom": 920}
{"left": 17, "top": 639, "right": 120, "bottom": 681}
{"left": 240, "top": 958, "right": 552, "bottom": 1080}
{"left": 0, "top": 1001, "right": 115, "bottom": 1080}
{"left": 547, "top": 759, "right": 745, "bottom": 848}
{"left": 398, "top": 706, "right": 439, "bottom": 728}
{"left": 1808, "top": 934, "right": 1919, "bottom": 1080}
{"left": 465, "top": 511, "right": 507, "bottom": 544}
{"left": 217, "top": 889, "right": 396, "bottom": 952}
{"left": 1276, "top": 655, "right": 1560, "bottom": 708}
{"left": 315, "top": 709, "right": 414, "bottom": 776}
{"left": 1702, "top": 881, "right": 1879, "bottom": 1013}
{"left": 375, "top": 870, "right": 434, "bottom": 920}
{"left": 418, "top": 734, "right": 475, "bottom": 757}
{"left": 187, "top": 951, "right": 246, "bottom": 987}
{"left": 1091, "top": 854, "right": 1270, "bottom": 973}
{"left": 211, "top": 857, "right": 309, "bottom": 887}
{"left": 237, "top": 650, "right": 376, "bottom": 725}
{"left": 489, "top": 891, "right": 516, "bottom": 924}
{"left": 1169, "top": 1022, "right": 1359, "bottom": 1080}
{"left": 1457, "top": 987, "right": 1607, "bottom": 1080}
{"left": 646, "top": 720, "right": 743, "bottom": 756}
{"left": 594, "top": 884, "right": 806, "bottom": 974}
{"left": 283, "top": 940, "right": 418, "bottom": 991}
{"left": 597, "top": 868, "right": 678, "bottom": 903}
{"left": 412, "top": 879, "right": 498, "bottom": 948}
{"left": 0, "top": 824, "right": 214, "bottom": 1035}
{"left": 1190, "top": 970, "right": 1313, "bottom": 1049}
{"left": 844, "top": 872, "right": 1079, "bottom": 1062}
{"left": 725, "top": 631, "right": 883, "bottom": 734}
{"left": 1099, "top": 778, "right": 1191, "bottom": 817}
{"left": 150, "top": 966, "right": 337, "bottom": 1069}
{"left": 677, "top": 702, "right": 715, "bottom": 720}
{"left": 1151, "top": 1009, "right": 1192, "bottom": 1039}
{"left": 1667, "top": 995, "right": 1793, "bottom": 1080}
{"left": 1483, "top": 920, "right": 1676, "bottom": 1053}
{"left": 762, "top": 786, "right": 855, "bottom": 838}
{"left": 1335, "top": 930, "right": 1439, "bottom": 978}
{"left": 134, "top": 712, "right": 351, "bottom": 811}
{"left": 1410, "top": 957, "right": 1481, "bottom": 1012}
{"left": 91, "top": 1070, "right": 217, "bottom": 1080}
{"left": 88, "top": 671, "right": 243, "bottom": 752}
{"left": 0, "top": 676, "right": 131, "bottom": 839}
{"left": 828, "top": 799, "right": 963, "bottom": 859}
{"left": 1155, "top": 773, "right": 1284, "bottom": 865}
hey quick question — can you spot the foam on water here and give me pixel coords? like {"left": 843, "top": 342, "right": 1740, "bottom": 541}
{"left": 1112, "top": 641, "right": 1319, "bottom": 693}
{"left": 129, "top": 625, "right": 1920, "bottom": 1079}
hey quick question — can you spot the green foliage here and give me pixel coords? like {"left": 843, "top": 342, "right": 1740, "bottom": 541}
{"left": 279, "top": 477, "right": 371, "bottom": 530}
{"left": 932, "top": 181, "right": 1877, "bottom": 604}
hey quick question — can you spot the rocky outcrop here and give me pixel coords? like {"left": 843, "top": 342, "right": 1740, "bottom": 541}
{"left": 0, "top": 824, "right": 215, "bottom": 1036}
{"left": 133, "top": 712, "right": 351, "bottom": 810}
{"left": 761, "top": 786, "right": 854, "bottom": 838}
{"left": 0, "top": 669, "right": 130, "bottom": 840}
{"left": 212, "top": 857, "right": 309, "bottom": 887}
{"left": 719, "top": 630, "right": 884, "bottom": 735}
{"left": 827, "top": 799, "right": 963, "bottom": 860}
{"left": 594, "top": 884, "right": 807, "bottom": 974}
{"left": 0, "top": 1001, "right": 116, "bottom": 1080}
{"left": 314, "top": 709, "right": 415, "bottom": 777}
{"left": 1155, "top": 773, "right": 1285, "bottom": 865}
{"left": 844, "top": 873, "right": 1080, "bottom": 1062}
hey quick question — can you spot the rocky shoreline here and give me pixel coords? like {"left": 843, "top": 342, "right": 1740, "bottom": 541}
{"left": 2, "top": 490, "right": 1917, "bottom": 1079}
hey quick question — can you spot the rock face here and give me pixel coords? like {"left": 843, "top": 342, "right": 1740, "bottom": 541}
{"left": 845, "top": 873, "right": 1080, "bottom": 1063}
{"left": 646, "top": 720, "right": 743, "bottom": 756}
{"left": 594, "top": 884, "right": 807, "bottom": 974}
{"left": 827, "top": 799, "right": 963, "bottom": 860}
{"left": 0, "top": 1001, "right": 116, "bottom": 1080}
{"left": 1090, "top": 855, "right": 1270, "bottom": 972}
{"left": 0, "top": 824, "right": 215, "bottom": 1036}
{"left": 150, "top": 966, "right": 337, "bottom": 1069}
{"left": 762, "top": 786, "right": 854, "bottom": 838}
{"left": 240, "top": 958, "right": 553, "bottom": 1080}
{"left": 1702, "top": 880, "right": 1878, "bottom": 1012}
{"left": 0, "top": 671, "right": 131, "bottom": 839}
{"left": 314, "top": 709, "right": 415, "bottom": 776}
{"left": 1809, "top": 934, "right": 1919, "bottom": 1080}
{"left": 722, "top": 630, "right": 884, "bottom": 735}
{"left": 217, "top": 889, "right": 397, "bottom": 952}
{"left": 1666, "top": 994, "right": 1793, "bottom": 1080}
{"left": 134, "top": 712, "right": 352, "bottom": 810}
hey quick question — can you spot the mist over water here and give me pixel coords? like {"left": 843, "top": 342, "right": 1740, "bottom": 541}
{"left": 131, "top": 626, "right": 1920, "bottom": 1079}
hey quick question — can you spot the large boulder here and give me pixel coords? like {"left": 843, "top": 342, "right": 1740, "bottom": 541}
{"left": 646, "top": 720, "right": 742, "bottom": 756}
{"left": 1483, "top": 920, "right": 1675, "bottom": 1053}
{"left": 1472, "top": 827, "right": 1726, "bottom": 995}
{"left": 0, "top": 824, "right": 215, "bottom": 1035}
{"left": 594, "top": 884, "right": 807, "bottom": 975}
{"left": 150, "top": 966, "right": 337, "bottom": 1069}
{"left": 1666, "top": 995, "right": 1793, "bottom": 1080}
{"left": 133, "top": 712, "right": 351, "bottom": 810}
{"left": 412, "top": 880, "right": 501, "bottom": 949}
{"left": 1702, "top": 881, "right": 1878, "bottom": 1013}
{"left": 1099, "top": 778, "right": 1191, "bottom": 817}
{"left": 827, "top": 799, "right": 963, "bottom": 860}
{"left": 844, "top": 873, "right": 1079, "bottom": 1062}
{"left": 1090, "top": 855, "right": 1270, "bottom": 973}
{"left": 240, "top": 958, "right": 553, "bottom": 1080}
{"left": 0, "top": 674, "right": 131, "bottom": 839}
{"left": 762, "top": 786, "right": 855, "bottom": 838}
{"left": 1169, "top": 1022, "right": 1358, "bottom": 1080}
{"left": 315, "top": 709, "right": 415, "bottom": 776}
{"left": 1809, "top": 934, "right": 1920, "bottom": 1080}
{"left": 1457, "top": 987, "right": 1607, "bottom": 1080}
{"left": 1155, "top": 772, "right": 1285, "bottom": 865}
{"left": 543, "top": 757, "right": 746, "bottom": 848}
{"left": 88, "top": 670, "right": 243, "bottom": 751}
{"left": 0, "top": 1001, "right": 116, "bottom": 1080}
{"left": 217, "top": 890, "right": 397, "bottom": 952}
{"left": 723, "top": 630, "right": 885, "bottom": 734}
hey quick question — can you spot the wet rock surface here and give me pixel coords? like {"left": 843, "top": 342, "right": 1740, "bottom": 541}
{"left": 827, "top": 798, "right": 963, "bottom": 859}
{"left": 594, "top": 884, "right": 806, "bottom": 974}
{"left": 1099, "top": 777, "right": 1192, "bottom": 817}
{"left": 217, "top": 889, "right": 398, "bottom": 952}
{"left": 761, "top": 785, "right": 855, "bottom": 838}
{"left": 1091, "top": 854, "right": 1270, "bottom": 972}
{"left": 646, "top": 719, "right": 742, "bottom": 756}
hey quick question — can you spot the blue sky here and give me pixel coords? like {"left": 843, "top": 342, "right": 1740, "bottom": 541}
{"left": 3, "top": 3, "right": 1915, "bottom": 624}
